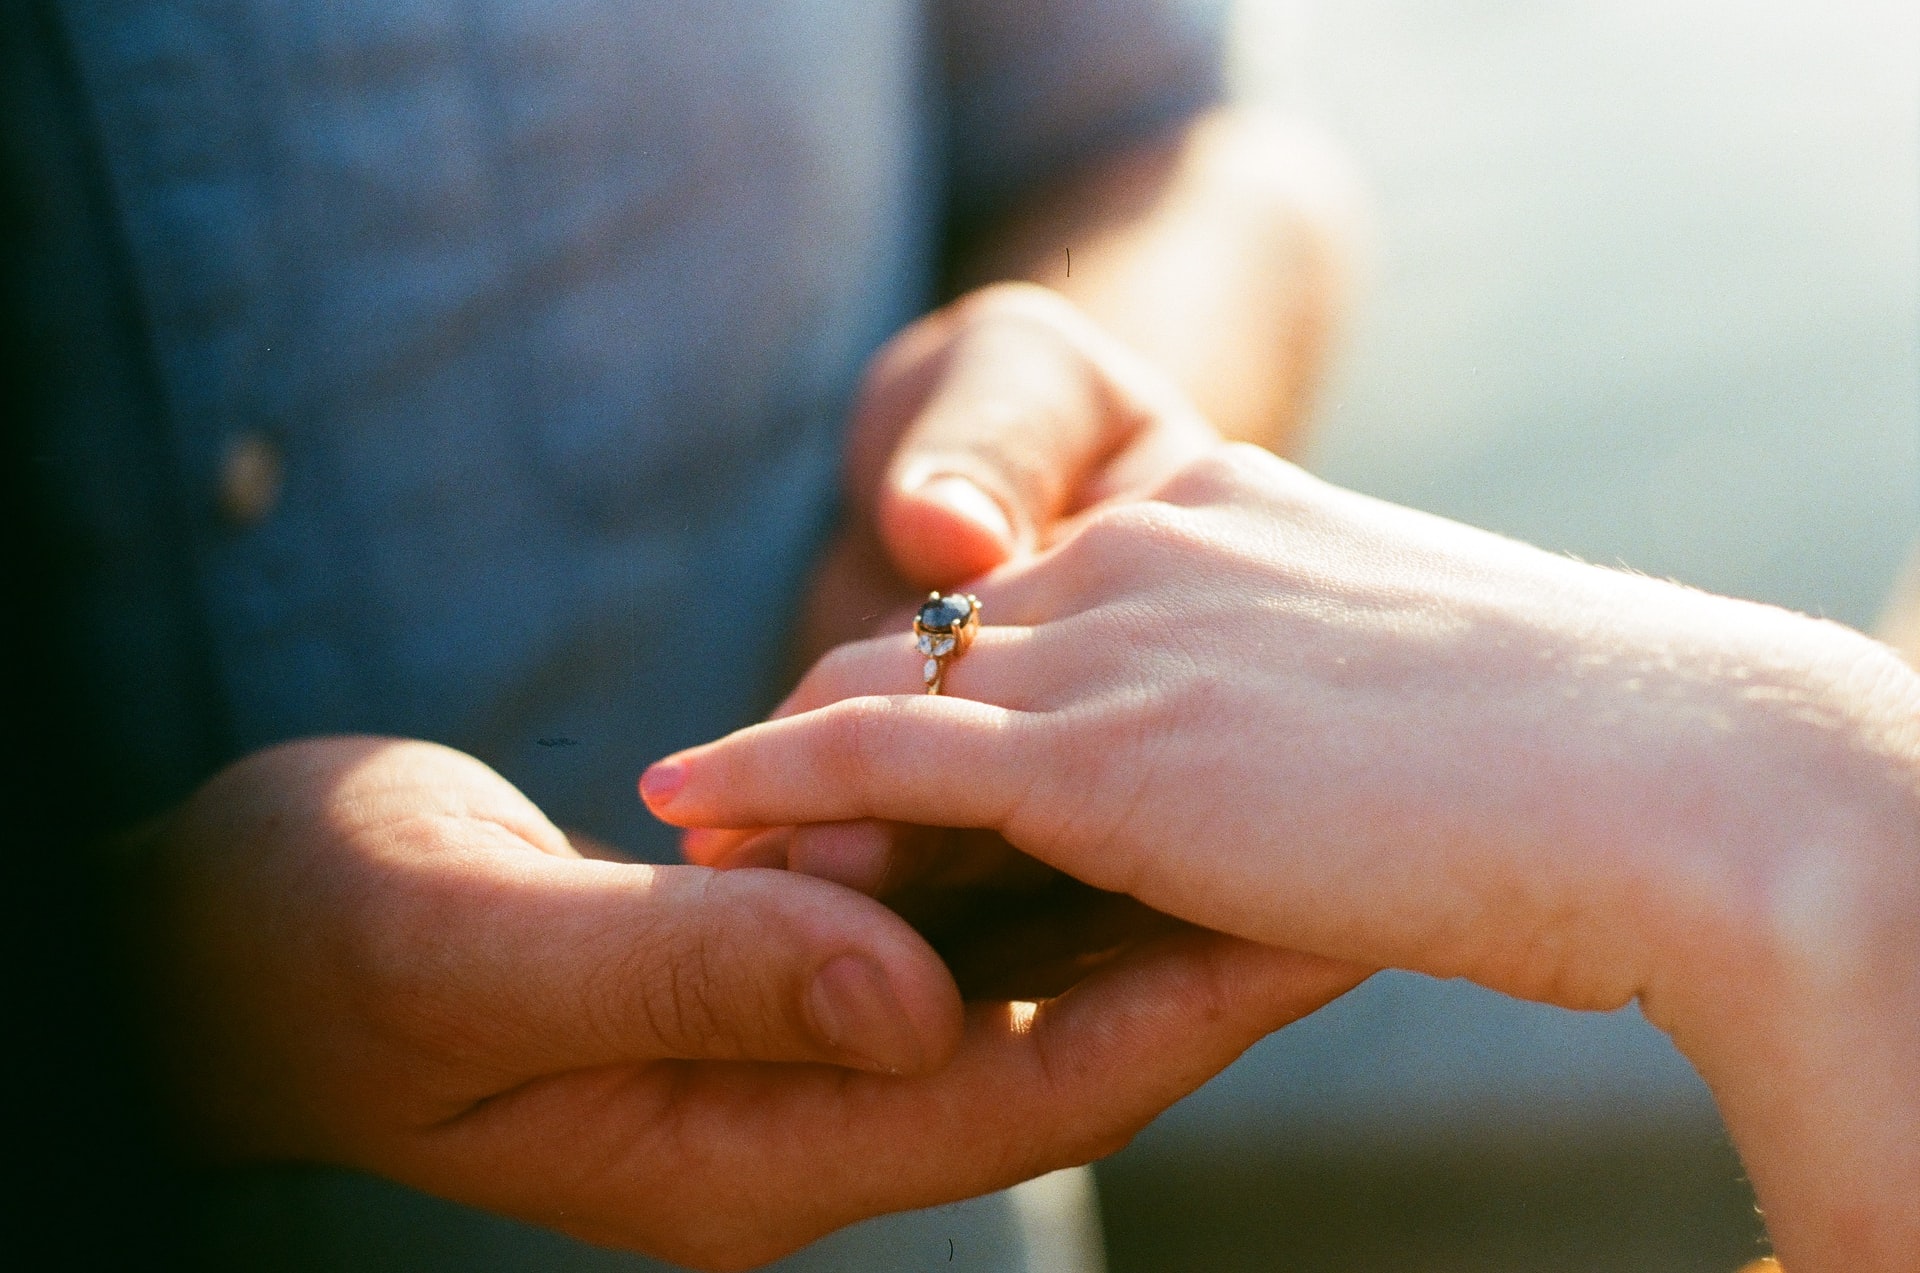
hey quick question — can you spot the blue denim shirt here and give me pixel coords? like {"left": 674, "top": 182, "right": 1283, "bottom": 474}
{"left": 18, "top": 0, "right": 1225, "bottom": 1266}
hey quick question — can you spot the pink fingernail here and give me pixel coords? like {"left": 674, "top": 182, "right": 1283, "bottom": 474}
{"left": 807, "top": 954, "right": 925, "bottom": 1075}
{"left": 915, "top": 475, "right": 1015, "bottom": 548}
{"left": 639, "top": 760, "right": 686, "bottom": 808}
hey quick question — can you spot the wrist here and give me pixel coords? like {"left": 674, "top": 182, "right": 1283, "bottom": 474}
{"left": 1641, "top": 617, "right": 1920, "bottom": 1031}
{"left": 1633, "top": 622, "right": 1920, "bottom": 1271}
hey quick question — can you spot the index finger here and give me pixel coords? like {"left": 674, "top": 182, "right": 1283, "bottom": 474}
{"left": 642, "top": 693, "right": 1048, "bottom": 836}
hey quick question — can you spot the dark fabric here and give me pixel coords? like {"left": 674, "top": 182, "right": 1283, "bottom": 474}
{"left": 0, "top": 0, "right": 1228, "bottom": 1266}
{"left": 1, "top": 4, "right": 190, "bottom": 1263}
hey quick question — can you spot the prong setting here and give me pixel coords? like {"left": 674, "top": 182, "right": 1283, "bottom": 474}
{"left": 913, "top": 591, "right": 981, "bottom": 694}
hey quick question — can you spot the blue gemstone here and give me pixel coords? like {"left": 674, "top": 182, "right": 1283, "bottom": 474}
{"left": 916, "top": 594, "right": 973, "bottom": 633}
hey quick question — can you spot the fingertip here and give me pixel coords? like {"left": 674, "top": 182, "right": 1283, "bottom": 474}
{"left": 883, "top": 474, "right": 1020, "bottom": 585}
{"left": 915, "top": 474, "right": 1016, "bottom": 548}
{"left": 640, "top": 747, "right": 729, "bottom": 827}
{"left": 805, "top": 954, "right": 931, "bottom": 1075}
{"left": 638, "top": 758, "right": 686, "bottom": 810}
{"left": 667, "top": 865, "right": 964, "bottom": 1073}
{"left": 683, "top": 826, "right": 790, "bottom": 871}
{"left": 802, "top": 900, "right": 965, "bottom": 1075}
{"left": 679, "top": 826, "right": 728, "bottom": 863}
{"left": 882, "top": 944, "right": 967, "bottom": 1073}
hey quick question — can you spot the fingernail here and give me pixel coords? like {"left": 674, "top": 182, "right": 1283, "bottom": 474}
{"left": 914, "top": 475, "right": 1015, "bottom": 548}
{"left": 807, "top": 954, "right": 925, "bottom": 1075}
{"left": 639, "top": 760, "right": 686, "bottom": 808}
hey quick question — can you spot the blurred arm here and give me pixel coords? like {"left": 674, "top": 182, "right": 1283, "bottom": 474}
{"left": 1874, "top": 545, "right": 1920, "bottom": 665}
{"left": 952, "top": 106, "right": 1357, "bottom": 455}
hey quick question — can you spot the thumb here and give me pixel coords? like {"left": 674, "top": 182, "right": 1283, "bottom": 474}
{"left": 859, "top": 285, "right": 1209, "bottom": 587}
{"left": 438, "top": 851, "right": 964, "bottom": 1077}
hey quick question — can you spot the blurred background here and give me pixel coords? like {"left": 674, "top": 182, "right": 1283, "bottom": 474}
{"left": 1094, "top": 0, "right": 1918, "bottom": 1269}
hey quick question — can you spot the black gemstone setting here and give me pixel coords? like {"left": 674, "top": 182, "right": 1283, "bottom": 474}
{"left": 916, "top": 593, "right": 974, "bottom": 633}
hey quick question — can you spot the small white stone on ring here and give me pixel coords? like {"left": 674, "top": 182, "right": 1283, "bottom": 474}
{"left": 923, "top": 658, "right": 940, "bottom": 682}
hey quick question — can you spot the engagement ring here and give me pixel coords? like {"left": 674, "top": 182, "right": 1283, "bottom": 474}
{"left": 914, "top": 591, "right": 980, "bottom": 695}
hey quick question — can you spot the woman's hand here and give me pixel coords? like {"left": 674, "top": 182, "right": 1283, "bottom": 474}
{"left": 132, "top": 735, "right": 1361, "bottom": 1270}
{"left": 645, "top": 443, "right": 1920, "bottom": 1273}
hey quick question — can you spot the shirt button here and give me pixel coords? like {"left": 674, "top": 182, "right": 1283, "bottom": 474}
{"left": 218, "top": 432, "right": 283, "bottom": 526}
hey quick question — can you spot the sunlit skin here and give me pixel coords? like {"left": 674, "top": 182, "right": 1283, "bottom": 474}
{"left": 774, "top": 111, "right": 1358, "bottom": 977}
{"left": 804, "top": 108, "right": 1354, "bottom": 656}
{"left": 123, "top": 104, "right": 1357, "bottom": 1268}
{"left": 651, "top": 443, "right": 1920, "bottom": 1273}
{"left": 133, "top": 735, "right": 1359, "bottom": 1270}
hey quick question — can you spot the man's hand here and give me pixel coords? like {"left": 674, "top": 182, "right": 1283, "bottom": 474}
{"left": 799, "top": 280, "right": 1217, "bottom": 663}
{"left": 135, "top": 735, "right": 1362, "bottom": 1270}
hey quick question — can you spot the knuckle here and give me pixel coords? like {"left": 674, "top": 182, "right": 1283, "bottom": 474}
{"left": 563, "top": 918, "right": 657, "bottom": 1052}
{"left": 1150, "top": 442, "right": 1274, "bottom": 505}
{"left": 637, "top": 961, "right": 708, "bottom": 1056}
{"left": 819, "top": 701, "right": 868, "bottom": 778}
{"left": 1072, "top": 500, "right": 1161, "bottom": 551}
{"left": 827, "top": 696, "right": 894, "bottom": 778}
{"left": 1063, "top": 499, "right": 1192, "bottom": 571}
{"left": 636, "top": 880, "right": 749, "bottom": 1058}
{"left": 848, "top": 708, "right": 900, "bottom": 807}
{"left": 1003, "top": 715, "right": 1075, "bottom": 831}
{"left": 639, "top": 935, "right": 718, "bottom": 1057}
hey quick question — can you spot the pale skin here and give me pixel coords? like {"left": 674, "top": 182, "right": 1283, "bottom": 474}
{"left": 648, "top": 443, "right": 1920, "bottom": 1273}
{"left": 787, "top": 108, "right": 1354, "bottom": 949}
{"left": 126, "top": 105, "right": 1355, "bottom": 1267}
